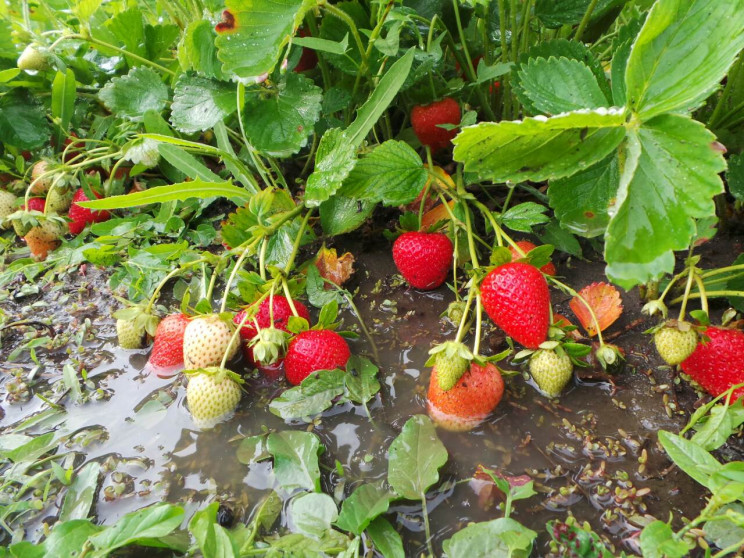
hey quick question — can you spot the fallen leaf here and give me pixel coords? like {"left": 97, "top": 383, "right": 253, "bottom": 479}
{"left": 470, "top": 465, "right": 532, "bottom": 511}
{"left": 569, "top": 282, "right": 623, "bottom": 337}
{"left": 315, "top": 246, "right": 355, "bottom": 288}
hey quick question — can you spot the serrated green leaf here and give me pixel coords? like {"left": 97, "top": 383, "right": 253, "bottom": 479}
{"left": 319, "top": 1, "right": 370, "bottom": 75}
{"left": 387, "top": 415, "right": 447, "bottom": 500}
{"left": 548, "top": 152, "right": 619, "bottom": 238}
{"left": 170, "top": 74, "right": 237, "bottom": 133}
{"left": 605, "top": 114, "right": 725, "bottom": 288}
{"left": 611, "top": 39, "right": 633, "bottom": 106}
{"left": 453, "top": 109, "right": 626, "bottom": 183}
{"left": 98, "top": 67, "right": 169, "bottom": 122}
{"left": 625, "top": 0, "right": 744, "bottom": 121}
{"left": 215, "top": 0, "right": 316, "bottom": 78}
{"left": 103, "top": 8, "right": 146, "bottom": 60}
{"left": 178, "top": 20, "right": 225, "bottom": 80}
{"left": 517, "top": 57, "right": 608, "bottom": 115}
{"left": 339, "top": 140, "right": 426, "bottom": 206}
{"left": 0, "top": 89, "right": 51, "bottom": 149}
{"left": 77, "top": 180, "right": 251, "bottom": 209}
{"left": 501, "top": 202, "right": 549, "bottom": 233}
{"left": 242, "top": 72, "right": 322, "bottom": 157}
{"left": 269, "top": 368, "right": 347, "bottom": 420}
{"left": 305, "top": 128, "right": 357, "bottom": 206}
{"left": 639, "top": 521, "right": 690, "bottom": 558}
{"left": 512, "top": 40, "right": 612, "bottom": 114}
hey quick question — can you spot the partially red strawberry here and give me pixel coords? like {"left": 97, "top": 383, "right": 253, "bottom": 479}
{"left": 233, "top": 296, "right": 310, "bottom": 341}
{"left": 411, "top": 98, "right": 461, "bottom": 152}
{"left": 681, "top": 327, "right": 744, "bottom": 400}
{"left": 393, "top": 231, "right": 453, "bottom": 290}
{"left": 427, "top": 362, "right": 505, "bottom": 431}
{"left": 509, "top": 241, "right": 557, "bottom": 276}
{"left": 24, "top": 197, "right": 46, "bottom": 212}
{"left": 24, "top": 219, "right": 62, "bottom": 260}
{"left": 284, "top": 329, "right": 350, "bottom": 385}
{"left": 147, "top": 313, "right": 190, "bottom": 377}
{"left": 294, "top": 29, "right": 318, "bottom": 72}
{"left": 481, "top": 262, "right": 550, "bottom": 349}
{"left": 68, "top": 188, "right": 111, "bottom": 234}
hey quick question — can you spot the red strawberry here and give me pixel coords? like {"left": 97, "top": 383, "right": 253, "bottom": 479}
{"left": 481, "top": 262, "right": 550, "bottom": 349}
{"left": 393, "top": 231, "right": 453, "bottom": 290}
{"left": 234, "top": 296, "right": 310, "bottom": 341}
{"left": 284, "top": 329, "right": 350, "bottom": 385}
{"left": 681, "top": 327, "right": 744, "bottom": 400}
{"left": 509, "top": 241, "right": 557, "bottom": 276}
{"left": 242, "top": 343, "right": 284, "bottom": 380}
{"left": 68, "top": 188, "right": 111, "bottom": 234}
{"left": 294, "top": 29, "right": 318, "bottom": 72}
{"left": 411, "top": 98, "right": 461, "bottom": 152}
{"left": 24, "top": 197, "right": 46, "bottom": 212}
{"left": 427, "top": 362, "right": 504, "bottom": 431}
{"left": 147, "top": 313, "right": 190, "bottom": 377}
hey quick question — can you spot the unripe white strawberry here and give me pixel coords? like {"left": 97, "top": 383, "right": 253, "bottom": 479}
{"left": 186, "top": 367, "right": 242, "bottom": 428}
{"left": 529, "top": 349, "right": 573, "bottom": 397}
{"left": 183, "top": 315, "right": 239, "bottom": 369}
{"left": 46, "top": 184, "right": 74, "bottom": 214}
{"left": 654, "top": 324, "right": 698, "bottom": 366}
{"left": 0, "top": 190, "right": 17, "bottom": 227}
{"left": 116, "top": 319, "right": 144, "bottom": 349}
{"left": 30, "top": 161, "right": 53, "bottom": 194}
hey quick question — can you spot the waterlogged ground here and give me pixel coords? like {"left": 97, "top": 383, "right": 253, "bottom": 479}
{"left": 3, "top": 236, "right": 741, "bottom": 555}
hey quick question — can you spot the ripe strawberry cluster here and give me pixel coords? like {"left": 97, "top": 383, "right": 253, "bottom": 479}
{"left": 392, "top": 228, "right": 573, "bottom": 430}
{"left": 0, "top": 161, "right": 115, "bottom": 260}
{"left": 126, "top": 295, "right": 351, "bottom": 429}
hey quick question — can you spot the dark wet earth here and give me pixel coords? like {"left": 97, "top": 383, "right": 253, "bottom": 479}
{"left": 2, "top": 234, "right": 743, "bottom": 556}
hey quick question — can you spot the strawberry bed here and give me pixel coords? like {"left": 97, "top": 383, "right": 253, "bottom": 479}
{"left": 2, "top": 0, "right": 744, "bottom": 556}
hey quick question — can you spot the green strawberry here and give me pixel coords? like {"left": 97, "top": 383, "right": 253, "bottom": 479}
{"left": 654, "top": 322, "right": 698, "bottom": 366}
{"left": 46, "top": 185, "right": 74, "bottom": 214}
{"left": 116, "top": 318, "right": 145, "bottom": 349}
{"left": 186, "top": 367, "right": 243, "bottom": 428}
{"left": 17, "top": 44, "right": 50, "bottom": 72}
{"left": 529, "top": 349, "right": 573, "bottom": 397}
{"left": 428, "top": 341, "right": 473, "bottom": 391}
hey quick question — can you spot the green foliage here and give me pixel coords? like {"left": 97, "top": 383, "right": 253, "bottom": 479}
{"left": 170, "top": 74, "right": 237, "bottom": 133}
{"left": 442, "top": 517, "right": 537, "bottom": 558}
{"left": 387, "top": 415, "right": 447, "bottom": 500}
{"left": 98, "top": 67, "right": 169, "bottom": 122}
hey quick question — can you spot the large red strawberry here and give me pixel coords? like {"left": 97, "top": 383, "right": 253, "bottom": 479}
{"left": 393, "top": 231, "right": 453, "bottom": 290}
{"left": 68, "top": 188, "right": 111, "bottom": 234}
{"left": 427, "top": 362, "right": 505, "bottom": 431}
{"left": 509, "top": 241, "right": 557, "bottom": 276}
{"left": 681, "top": 327, "right": 744, "bottom": 400}
{"left": 481, "top": 262, "right": 550, "bottom": 349}
{"left": 147, "top": 313, "right": 190, "bottom": 377}
{"left": 233, "top": 296, "right": 310, "bottom": 341}
{"left": 284, "top": 329, "right": 350, "bottom": 385}
{"left": 411, "top": 98, "right": 461, "bottom": 152}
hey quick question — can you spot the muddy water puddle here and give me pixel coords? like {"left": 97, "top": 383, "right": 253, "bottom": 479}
{"left": 0, "top": 245, "right": 722, "bottom": 555}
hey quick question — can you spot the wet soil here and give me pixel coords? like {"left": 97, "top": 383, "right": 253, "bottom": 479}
{"left": 1, "top": 234, "right": 743, "bottom": 556}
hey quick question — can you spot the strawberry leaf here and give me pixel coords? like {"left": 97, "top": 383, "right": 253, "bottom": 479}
{"left": 605, "top": 115, "right": 725, "bottom": 288}
{"left": 170, "top": 74, "right": 237, "bottom": 134}
{"left": 242, "top": 73, "right": 322, "bottom": 157}
{"left": 98, "top": 67, "right": 169, "bottom": 122}
{"left": 387, "top": 415, "right": 447, "bottom": 500}
{"left": 516, "top": 57, "right": 608, "bottom": 115}
{"left": 625, "top": 0, "right": 744, "bottom": 121}
{"left": 305, "top": 129, "right": 357, "bottom": 206}
{"left": 453, "top": 109, "right": 626, "bottom": 184}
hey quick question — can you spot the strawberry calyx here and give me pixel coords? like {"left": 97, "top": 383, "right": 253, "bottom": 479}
{"left": 427, "top": 341, "right": 473, "bottom": 391}
{"left": 184, "top": 366, "right": 245, "bottom": 385}
{"left": 249, "top": 327, "right": 289, "bottom": 365}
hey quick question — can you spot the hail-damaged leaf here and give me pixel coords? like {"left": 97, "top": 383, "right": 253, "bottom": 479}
{"left": 215, "top": 0, "right": 317, "bottom": 79}
{"left": 569, "top": 282, "right": 623, "bottom": 337}
{"left": 315, "top": 246, "right": 355, "bottom": 288}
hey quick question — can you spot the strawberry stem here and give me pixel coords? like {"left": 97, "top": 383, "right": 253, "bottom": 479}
{"left": 220, "top": 245, "right": 253, "bottom": 313}
{"left": 421, "top": 495, "right": 434, "bottom": 558}
{"left": 693, "top": 274, "right": 709, "bottom": 316}
{"left": 455, "top": 285, "right": 475, "bottom": 343}
{"left": 677, "top": 265, "right": 696, "bottom": 321}
{"left": 473, "top": 293, "right": 483, "bottom": 355}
